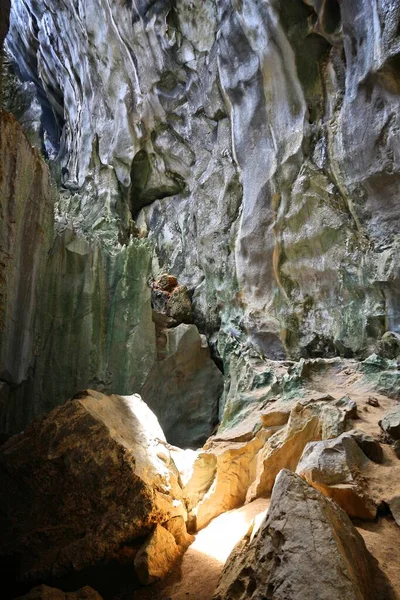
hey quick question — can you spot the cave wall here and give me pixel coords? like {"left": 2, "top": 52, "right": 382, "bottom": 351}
{"left": 2, "top": 0, "right": 400, "bottom": 438}
{"left": 6, "top": 0, "right": 400, "bottom": 363}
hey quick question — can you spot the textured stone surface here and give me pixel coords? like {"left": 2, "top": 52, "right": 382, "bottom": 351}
{"left": 0, "top": 390, "right": 186, "bottom": 585}
{"left": 296, "top": 432, "right": 376, "bottom": 520}
{"left": 134, "top": 524, "right": 180, "bottom": 585}
{"left": 140, "top": 323, "right": 223, "bottom": 448}
{"left": 350, "top": 429, "right": 384, "bottom": 464}
{"left": 213, "top": 470, "right": 377, "bottom": 600}
{"left": 380, "top": 406, "right": 400, "bottom": 440}
{"left": 6, "top": 0, "right": 400, "bottom": 363}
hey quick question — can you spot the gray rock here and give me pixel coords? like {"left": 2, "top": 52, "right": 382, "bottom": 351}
{"left": 349, "top": 429, "right": 384, "bottom": 464}
{"left": 296, "top": 432, "right": 376, "bottom": 519}
{"left": 379, "top": 406, "right": 400, "bottom": 440}
{"left": 213, "top": 469, "right": 377, "bottom": 600}
{"left": 140, "top": 324, "right": 223, "bottom": 448}
{"left": 6, "top": 0, "right": 400, "bottom": 364}
{"left": 389, "top": 496, "right": 400, "bottom": 527}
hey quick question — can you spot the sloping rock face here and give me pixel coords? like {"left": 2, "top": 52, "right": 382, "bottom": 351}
{"left": 213, "top": 469, "right": 377, "bottom": 600}
{"left": 6, "top": 0, "right": 400, "bottom": 362}
{"left": 0, "top": 390, "right": 187, "bottom": 586}
{"left": 140, "top": 323, "right": 223, "bottom": 448}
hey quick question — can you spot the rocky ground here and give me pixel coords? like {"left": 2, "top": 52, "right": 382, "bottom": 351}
{"left": 1, "top": 355, "right": 400, "bottom": 600}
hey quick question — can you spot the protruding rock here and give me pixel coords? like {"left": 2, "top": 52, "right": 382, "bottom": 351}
{"left": 151, "top": 274, "right": 193, "bottom": 325}
{"left": 213, "top": 470, "right": 377, "bottom": 600}
{"left": 378, "top": 331, "right": 400, "bottom": 360}
{"left": 246, "top": 397, "right": 351, "bottom": 501}
{"left": 134, "top": 524, "right": 180, "bottom": 585}
{"left": 379, "top": 406, "right": 400, "bottom": 440}
{"left": 349, "top": 429, "right": 383, "bottom": 464}
{"left": 163, "top": 516, "right": 194, "bottom": 550}
{"left": 16, "top": 586, "right": 103, "bottom": 600}
{"left": 0, "top": 391, "right": 186, "bottom": 585}
{"left": 296, "top": 433, "right": 376, "bottom": 520}
{"left": 389, "top": 496, "right": 400, "bottom": 527}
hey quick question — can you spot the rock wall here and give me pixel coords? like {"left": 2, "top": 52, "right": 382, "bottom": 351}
{"left": 0, "top": 110, "right": 54, "bottom": 435}
{"left": 6, "top": 0, "right": 400, "bottom": 364}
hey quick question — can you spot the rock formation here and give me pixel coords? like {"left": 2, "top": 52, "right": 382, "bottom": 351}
{"left": 1, "top": 0, "right": 400, "bottom": 598}
{"left": 214, "top": 469, "right": 378, "bottom": 600}
{"left": 0, "top": 391, "right": 188, "bottom": 586}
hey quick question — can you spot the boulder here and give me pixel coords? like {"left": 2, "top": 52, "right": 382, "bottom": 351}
{"left": 296, "top": 433, "right": 376, "bottom": 520}
{"left": 188, "top": 431, "right": 269, "bottom": 531}
{"left": 140, "top": 323, "right": 223, "bottom": 448}
{"left": 379, "top": 406, "right": 400, "bottom": 440}
{"left": 0, "top": 391, "right": 186, "bottom": 585}
{"left": 213, "top": 470, "right": 377, "bottom": 600}
{"left": 134, "top": 524, "right": 180, "bottom": 585}
{"left": 151, "top": 274, "right": 193, "bottom": 325}
{"left": 349, "top": 429, "right": 383, "bottom": 464}
{"left": 246, "top": 397, "right": 351, "bottom": 501}
{"left": 378, "top": 331, "right": 400, "bottom": 360}
{"left": 16, "top": 586, "right": 103, "bottom": 600}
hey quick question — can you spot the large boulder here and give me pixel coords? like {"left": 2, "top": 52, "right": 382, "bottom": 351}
{"left": 214, "top": 470, "right": 378, "bottom": 600}
{"left": 0, "top": 390, "right": 186, "bottom": 585}
{"left": 134, "top": 524, "right": 180, "bottom": 585}
{"left": 296, "top": 432, "right": 376, "bottom": 520}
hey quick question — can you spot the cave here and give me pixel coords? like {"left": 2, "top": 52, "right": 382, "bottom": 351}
{"left": 1, "top": 0, "right": 400, "bottom": 599}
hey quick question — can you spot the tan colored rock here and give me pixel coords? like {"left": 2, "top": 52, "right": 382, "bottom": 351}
{"left": 16, "top": 585, "right": 103, "bottom": 600}
{"left": 246, "top": 397, "right": 352, "bottom": 501}
{"left": 259, "top": 408, "right": 290, "bottom": 427}
{"left": 163, "top": 515, "right": 195, "bottom": 549}
{"left": 214, "top": 470, "right": 377, "bottom": 600}
{"left": 0, "top": 391, "right": 186, "bottom": 585}
{"left": 134, "top": 524, "right": 180, "bottom": 585}
{"left": 296, "top": 433, "right": 376, "bottom": 520}
{"left": 188, "top": 431, "right": 269, "bottom": 531}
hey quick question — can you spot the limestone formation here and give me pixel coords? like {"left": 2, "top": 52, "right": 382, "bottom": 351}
{"left": 140, "top": 323, "right": 223, "bottom": 448}
{"left": 296, "top": 433, "right": 376, "bottom": 520}
{"left": 0, "top": 110, "right": 54, "bottom": 435}
{"left": 213, "top": 470, "right": 377, "bottom": 600}
{"left": 246, "top": 396, "right": 352, "bottom": 501}
{"left": 4, "top": 0, "right": 400, "bottom": 369}
{"left": 0, "top": 391, "right": 186, "bottom": 585}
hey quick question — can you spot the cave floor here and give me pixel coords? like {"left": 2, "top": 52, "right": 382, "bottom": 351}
{"left": 133, "top": 499, "right": 269, "bottom": 600}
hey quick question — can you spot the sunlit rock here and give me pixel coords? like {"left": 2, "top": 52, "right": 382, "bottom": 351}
{"left": 0, "top": 390, "right": 186, "bottom": 585}
{"left": 134, "top": 524, "right": 180, "bottom": 585}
